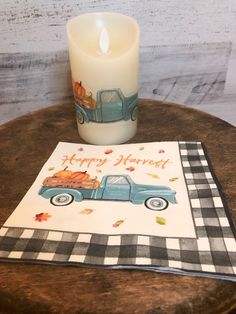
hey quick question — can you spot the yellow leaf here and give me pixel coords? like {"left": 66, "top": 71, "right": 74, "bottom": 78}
{"left": 156, "top": 216, "right": 166, "bottom": 225}
{"left": 147, "top": 173, "right": 160, "bottom": 179}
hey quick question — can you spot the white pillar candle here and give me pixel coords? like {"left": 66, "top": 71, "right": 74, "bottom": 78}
{"left": 67, "top": 12, "right": 139, "bottom": 145}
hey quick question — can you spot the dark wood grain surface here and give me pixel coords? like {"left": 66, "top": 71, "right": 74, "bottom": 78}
{"left": 0, "top": 100, "right": 236, "bottom": 314}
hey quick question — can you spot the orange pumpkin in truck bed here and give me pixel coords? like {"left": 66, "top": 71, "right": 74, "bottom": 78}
{"left": 45, "top": 168, "right": 100, "bottom": 189}
{"left": 70, "top": 171, "right": 90, "bottom": 180}
{"left": 54, "top": 168, "right": 90, "bottom": 181}
{"left": 54, "top": 167, "right": 73, "bottom": 179}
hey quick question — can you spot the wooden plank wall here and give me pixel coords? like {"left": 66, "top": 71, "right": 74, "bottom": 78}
{"left": 0, "top": 0, "right": 236, "bottom": 126}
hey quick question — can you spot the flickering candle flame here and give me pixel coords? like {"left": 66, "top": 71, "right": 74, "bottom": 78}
{"left": 99, "top": 27, "right": 109, "bottom": 54}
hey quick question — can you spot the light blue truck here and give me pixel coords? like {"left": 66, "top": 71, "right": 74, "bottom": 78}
{"left": 75, "top": 88, "right": 138, "bottom": 124}
{"left": 39, "top": 174, "right": 177, "bottom": 211}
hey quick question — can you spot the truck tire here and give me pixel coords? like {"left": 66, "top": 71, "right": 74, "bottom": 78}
{"left": 50, "top": 193, "right": 74, "bottom": 206}
{"left": 145, "top": 197, "right": 168, "bottom": 211}
{"left": 76, "top": 111, "right": 84, "bottom": 124}
{"left": 131, "top": 105, "right": 138, "bottom": 121}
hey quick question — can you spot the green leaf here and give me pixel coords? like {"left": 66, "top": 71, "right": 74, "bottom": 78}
{"left": 156, "top": 216, "right": 166, "bottom": 225}
{"left": 48, "top": 167, "right": 55, "bottom": 171}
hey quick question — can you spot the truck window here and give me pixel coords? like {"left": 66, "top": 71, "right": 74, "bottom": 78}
{"left": 100, "top": 91, "right": 121, "bottom": 105}
{"left": 106, "top": 176, "right": 128, "bottom": 185}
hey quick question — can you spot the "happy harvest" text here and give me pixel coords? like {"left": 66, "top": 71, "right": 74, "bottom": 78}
{"left": 61, "top": 153, "right": 170, "bottom": 169}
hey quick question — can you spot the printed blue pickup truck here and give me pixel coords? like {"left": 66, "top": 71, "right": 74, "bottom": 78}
{"left": 75, "top": 88, "right": 138, "bottom": 124}
{"left": 39, "top": 174, "right": 177, "bottom": 211}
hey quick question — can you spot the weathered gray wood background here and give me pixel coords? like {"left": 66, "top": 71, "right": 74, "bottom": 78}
{"left": 0, "top": 0, "right": 236, "bottom": 126}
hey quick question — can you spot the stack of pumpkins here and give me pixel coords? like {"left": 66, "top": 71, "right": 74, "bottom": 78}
{"left": 72, "top": 80, "right": 96, "bottom": 109}
{"left": 43, "top": 167, "right": 100, "bottom": 189}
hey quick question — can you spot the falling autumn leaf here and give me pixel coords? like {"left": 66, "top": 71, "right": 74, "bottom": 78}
{"left": 147, "top": 173, "right": 160, "bottom": 179}
{"left": 156, "top": 216, "right": 166, "bottom": 225}
{"left": 169, "top": 177, "right": 179, "bottom": 182}
{"left": 79, "top": 208, "right": 94, "bottom": 215}
{"left": 126, "top": 166, "right": 135, "bottom": 172}
{"left": 158, "top": 149, "right": 165, "bottom": 154}
{"left": 112, "top": 219, "right": 125, "bottom": 228}
{"left": 104, "top": 149, "right": 113, "bottom": 154}
{"left": 34, "top": 212, "right": 51, "bottom": 222}
{"left": 48, "top": 167, "right": 55, "bottom": 171}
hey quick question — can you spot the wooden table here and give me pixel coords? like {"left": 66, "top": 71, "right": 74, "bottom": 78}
{"left": 0, "top": 100, "right": 236, "bottom": 314}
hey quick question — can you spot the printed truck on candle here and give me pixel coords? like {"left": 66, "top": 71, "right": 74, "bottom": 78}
{"left": 38, "top": 174, "right": 177, "bottom": 211}
{"left": 72, "top": 81, "right": 138, "bottom": 124}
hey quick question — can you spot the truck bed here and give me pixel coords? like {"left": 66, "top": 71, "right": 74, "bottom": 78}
{"left": 43, "top": 177, "right": 100, "bottom": 189}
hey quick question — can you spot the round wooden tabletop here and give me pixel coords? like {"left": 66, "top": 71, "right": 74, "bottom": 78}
{"left": 0, "top": 100, "right": 236, "bottom": 314}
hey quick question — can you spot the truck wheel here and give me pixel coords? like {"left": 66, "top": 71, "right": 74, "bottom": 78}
{"left": 131, "top": 106, "right": 138, "bottom": 121}
{"left": 76, "top": 111, "right": 84, "bottom": 124}
{"left": 145, "top": 197, "right": 168, "bottom": 211}
{"left": 50, "top": 193, "right": 74, "bottom": 206}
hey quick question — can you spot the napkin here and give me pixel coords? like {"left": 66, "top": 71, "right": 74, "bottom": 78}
{"left": 0, "top": 141, "right": 235, "bottom": 281}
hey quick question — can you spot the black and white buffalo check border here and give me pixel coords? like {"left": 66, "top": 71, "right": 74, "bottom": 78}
{"left": 0, "top": 142, "right": 236, "bottom": 281}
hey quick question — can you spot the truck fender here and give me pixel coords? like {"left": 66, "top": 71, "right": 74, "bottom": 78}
{"left": 40, "top": 187, "right": 83, "bottom": 202}
{"left": 131, "top": 190, "right": 176, "bottom": 205}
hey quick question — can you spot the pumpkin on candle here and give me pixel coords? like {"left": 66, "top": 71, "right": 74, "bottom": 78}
{"left": 72, "top": 80, "right": 96, "bottom": 109}
{"left": 73, "top": 81, "right": 86, "bottom": 98}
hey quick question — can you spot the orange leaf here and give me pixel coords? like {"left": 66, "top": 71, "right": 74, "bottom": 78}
{"left": 34, "top": 212, "right": 51, "bottom": 222}
{"left": 169, "top": 177, "right": 179, "bottom": 182}
{"left": 80, "top": 208, "right": 94, "bottom": 215}
{"left": 112, "top": 219, "right": 125, "bottom": 228}
{"left": 104, "top": 149, "right": 113, "bottom": 154}
{"left": 126, "top": 166, "right": 135, "bottom": 172}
